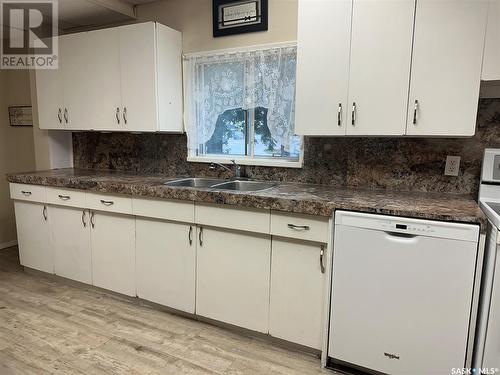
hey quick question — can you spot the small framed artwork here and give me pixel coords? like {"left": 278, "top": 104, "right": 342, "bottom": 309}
{"left": 8, "top": 106, "right": 33, "bottom": 127}
{"left": 213, "top": 0, "right": 268, "bottom": 37}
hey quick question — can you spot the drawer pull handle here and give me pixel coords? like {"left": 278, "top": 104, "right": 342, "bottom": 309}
{"left": 188, "top": 226, "right": 193, "bottom": 245}
{"left": 82, "top": 211, "right": 87, "bottom": 228}
{"left": 320, "top": 246, "right": 325, "bottom": 274}
{"left": 100, "top": 200, "right": 114, "bottom": 206}
{"left": 287, "top": 224, "right": 310, "bottom": 231}
{"left": 58, "top": 195, "right": 70, "bottom": 201}
{"left": 21, "top": 191, "right": 32, "bottom": 196}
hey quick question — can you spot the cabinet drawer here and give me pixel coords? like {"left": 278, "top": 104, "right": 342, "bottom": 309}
{"left": 9, "top": 183, "right": 46, "bottom": 203}
{"left": 86, "top": 192, "right": 133, "bottom": 215}
{"left": 196, "top": 203, "right": 270, "bottom": 234}
{"left": 133, "top": 197, "right": 194, "bottom": 222}
{"left": 271, "top": 212, "right": 329, "bottom": 243}
{"left": 47, "top": 187, "right": 86, "bottom": 208}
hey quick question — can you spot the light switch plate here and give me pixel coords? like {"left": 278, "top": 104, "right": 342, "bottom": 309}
{"left": 445, "top": 156, "right": 461, "bottom": 176}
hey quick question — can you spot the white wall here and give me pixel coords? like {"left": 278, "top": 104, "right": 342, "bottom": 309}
{"left": 0, "top": 70, "right": 36, "bottom": 248}
{"left": 137, "top": 0, "right": 298, "bottom": 53}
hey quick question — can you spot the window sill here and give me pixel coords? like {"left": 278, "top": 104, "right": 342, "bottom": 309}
{"left": 187, "top": 155, "right": 303, "bottom": 169}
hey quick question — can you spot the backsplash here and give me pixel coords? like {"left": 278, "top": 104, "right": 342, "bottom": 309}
{"left": 73, "top": 98, "right": 500, "bottom": 197}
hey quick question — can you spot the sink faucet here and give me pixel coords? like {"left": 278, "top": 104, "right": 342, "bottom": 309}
{"left": 209, "top": 160, "right": 242, "bottom": 178}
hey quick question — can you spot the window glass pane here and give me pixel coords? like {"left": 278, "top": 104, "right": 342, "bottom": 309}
{"left": 203, "top": 108, "right": 246, "bottom": 156}
{"left": 253, "top": 107, "right": 301, "bottom": 159}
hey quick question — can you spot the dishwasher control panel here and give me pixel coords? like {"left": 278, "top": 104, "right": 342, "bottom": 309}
{"left": 336, "top": 211, "right": 480, "bottom": 242}
{"left": 380, "top": 221, "right": 435, "bottom": 234}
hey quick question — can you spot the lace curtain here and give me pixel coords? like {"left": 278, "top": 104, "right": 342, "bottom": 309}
{"left": 184, "top": 44, "right": 297, "bottom": 153}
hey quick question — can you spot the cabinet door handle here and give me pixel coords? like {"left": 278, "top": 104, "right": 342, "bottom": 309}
{"left": 412, "top": 99, "right": 419, "bottom": 125}
{"left": 58, "top": 194, "right": 70, "bottom": 201}
{"left": 116, "top": 107, "right": 120, "bottom": 124}
{"left": 64, "top": 108, "right": 68, "bottom": 123}
{"left": 351, "top": 102, "right": 356, "bottom": 126}
{"left": 320, "top": 246, "right": 325, "bottom": 274}
{"left": 288, "top": 224, "right": 310, "bottom": 231}
{"left": 123, "top": 107, "right": 127, "bottom": 125}
{"left": 337, "top": 103, "right": 342, "bottom": 126}
{"left": 21, "top": 190, "right": 32, "bottom": 196}
{"left": 100, "top": 200, "right": 114, "bottom": 206}
{"left": 90, "top": 212, "right": 95, "bottom": 229}
{"left": 42, "top": 205, "right": 48, "bottom": 221}
{"left": 199, "top": 227, "right": 203, "bottom": 247}
{"left": 57, "top": 108, "right": 62, "bottom": 123}
{"left": 82, "top": 211, "right": 87, "bottom": 228}
{"left": 188, "top": 225, "right": 193, "bottom": 245}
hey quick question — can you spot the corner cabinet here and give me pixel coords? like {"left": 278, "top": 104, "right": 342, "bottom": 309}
{"left": 35, "top": 22, "right": 182, "bottom": 133}
{"left": 295, "top": 0, "right": 488, "bottom": 137}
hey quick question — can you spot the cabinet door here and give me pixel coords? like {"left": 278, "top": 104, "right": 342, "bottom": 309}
{"left": 51, "top": 206, "right": 92, "bottom": 284}
{"left": 196, "top": 227, "right": 271, "bottom": 333}
{"left": 269, "top": 239, "right": 326, "bottom": 349}
{"left": 483, "top": 0, "right": 500, "bottom": 81}
{"left": 119, "top": 23, "right": 158, "bottom": 132}
{"left": 62, "top": 30, "right": 122, "bottom": 131}
{"left": 90, "top": 211, "right": 135, "bottom": 296}
{"left": 36, "top": 39, "right": 65, "bottom": 130}
{"left": 346, "top": 0, "right": 414, "bottom": 136}
{"left": 294, "top": 0, "right": 352, "bottom": 135}
{"left": 406, "top": 0, "right": 488, "bottom": 136}
{"left": 14, "top": 201, "right": 52, "bottom": 273}
{"left": 136, "top": 218, "right": 196, "bottom": 313}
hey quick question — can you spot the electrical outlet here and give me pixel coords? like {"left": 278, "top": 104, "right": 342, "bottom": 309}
{"left": 445, "top": 156, "right": 461, "bottom": 176}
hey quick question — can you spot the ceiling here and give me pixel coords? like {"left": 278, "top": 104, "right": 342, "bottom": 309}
{"left": 1, "top": 0, "right": 147, "bottom": 38}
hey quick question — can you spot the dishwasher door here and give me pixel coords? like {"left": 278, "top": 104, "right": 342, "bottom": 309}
{"left": 329, "top": 211, "right": 479, "bottom": 375}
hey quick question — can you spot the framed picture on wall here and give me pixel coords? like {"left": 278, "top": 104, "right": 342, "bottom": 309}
{"left": 8, "top": 106, "right": 33, "bottom": 127}
{"left": 213, "top": 0, "right": 268, "bottom": 37}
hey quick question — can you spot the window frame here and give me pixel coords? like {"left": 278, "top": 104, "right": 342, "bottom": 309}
{"left": 183, "top": 42, "right": 304, "bottom": 169}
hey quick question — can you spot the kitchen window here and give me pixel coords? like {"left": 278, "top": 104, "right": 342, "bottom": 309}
{"left": 184, "top": 43, "right": 302, "bottom": 167}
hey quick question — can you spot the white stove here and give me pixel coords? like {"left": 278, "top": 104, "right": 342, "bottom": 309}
{"left": 475, "top": 148, "right": 500, "bottom": 371}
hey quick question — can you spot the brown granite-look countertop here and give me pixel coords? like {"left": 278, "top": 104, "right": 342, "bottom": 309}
{"left": 7, "top": 168, "right": 486, "bottom": 231}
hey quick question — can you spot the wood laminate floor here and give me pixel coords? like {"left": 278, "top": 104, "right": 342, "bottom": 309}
{"left": 0, "top": 247, "right": 332, "bottom": 375}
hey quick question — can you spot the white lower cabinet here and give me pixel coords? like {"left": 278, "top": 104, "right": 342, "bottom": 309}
{"left": 10, "top": 183, "right": 330, "bottom": 351}
{"left": 13, "top": 201, "right": 53, "bottom": 273}
{"left": 136, "top": 218, "right": 196, "bottom": 313}
{"left": 196, "top": 227, "right": 271, "bottom": 333}
{"left": 269, "top": 238, "right": 326, "bottom": 349}
{"left": 51, "top": 206, "right": 92, "bottom": 284}
{"left": 90, "top": 211, "right": 136, "bottom": 296}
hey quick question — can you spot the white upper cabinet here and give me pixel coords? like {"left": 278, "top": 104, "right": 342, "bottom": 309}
{"left": 295, "top": 0, "right": 488, "bottom": 137}
{"left": 406, "top": 0, "right": 488, "bottom": 136}
{"left": 346, "top": 0, "right": 414, "bottom": 136}
{"left": 64, "top": 28, "right": 122, "bottom": 131}
{"left": 35, "top": 22, "right": 182, "bottom": 133}
{"left": 482, "top": 0, "right": 500, "bottom": 81}
{"left": 36, "top": 37, "right": 65, "bottom": 130}
{"left": 294, "top": 0, "right": 352, "bottom": 136}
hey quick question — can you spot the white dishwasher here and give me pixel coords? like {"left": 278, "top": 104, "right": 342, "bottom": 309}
{"left": 329, "top": 211, "right": 480, "bottom": 375}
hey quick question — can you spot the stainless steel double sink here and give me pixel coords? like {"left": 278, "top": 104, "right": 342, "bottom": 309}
{"left": 164, "top": 177, "right": 276, "bottom": 192}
